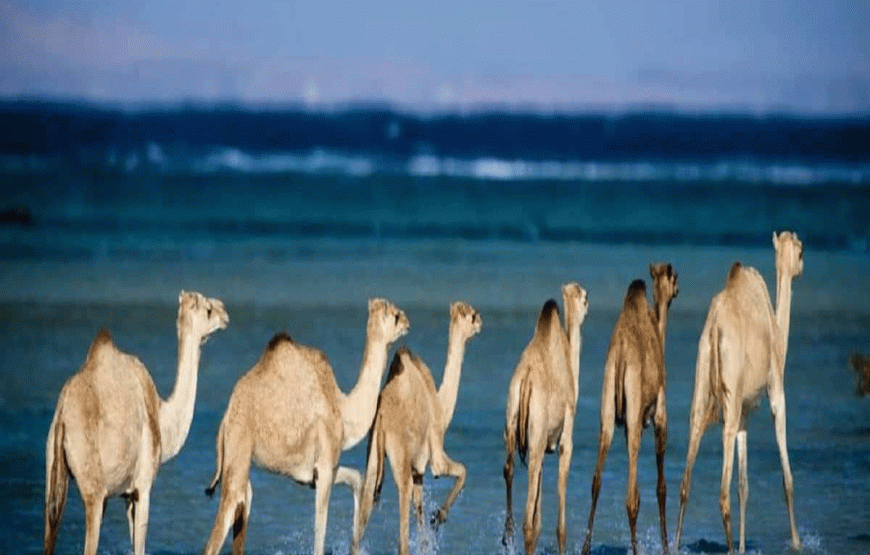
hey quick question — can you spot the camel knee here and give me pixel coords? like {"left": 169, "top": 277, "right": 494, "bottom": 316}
{"left": 626, "top": 493, "right": 640, "bottom": 523}
{"left": 719, "top": 492, "right": 731, "bottom": 522}
{"left": 658, "top": 477, "right": 667, "bottom": 498}
{"left": 680, "top": 476, "right": 691, "bottom": 504}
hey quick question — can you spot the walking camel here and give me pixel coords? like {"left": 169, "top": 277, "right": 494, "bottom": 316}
{"left": 502, "top": 283, "right": 588, "bottom": 555}
{"left": 582, "top": 263, "right": 679, "bottom": 555}
{"left": 202, "top": 298, "right": 409, "bottom": 555}
{"left": 44, "top": 291, "right": 229, "bottom": 555}
{"left": 354, "top": 301, "right": 482, "bottom": 555}
{"left": 675, "top": 231, "right": 803, "bottom": 553}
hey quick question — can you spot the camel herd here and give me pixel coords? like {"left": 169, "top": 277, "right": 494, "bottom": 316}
{"left": 43, "top": 231, "right": 803, "bottom": 555}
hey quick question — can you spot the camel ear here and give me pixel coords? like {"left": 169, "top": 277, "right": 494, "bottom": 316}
{"left": 773, "top": 231, "right": 779, "bottom": 246}
{"left": 179, "top": 291, "right": 186, "bottom": 303}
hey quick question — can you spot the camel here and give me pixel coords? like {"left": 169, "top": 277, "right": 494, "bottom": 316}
{"left": 675, "top": 231, "right": 803, "bottom": 553}
{"left": 582, "top": 263, "right": 679, "bottom": 555}
{"left": 202, "top": 298, "right": 409, "bottom": 555}
{"left": 353, "top": 301, "right": 482, "bottom": 555}
{"left": 44, "top": 291, "right": 229, "bottom": 555}
{"left": 849, "top": 353, "right": 870, "bottom": 397}
{"left": 502, "top": 283, "right": 588, "bottom": 555}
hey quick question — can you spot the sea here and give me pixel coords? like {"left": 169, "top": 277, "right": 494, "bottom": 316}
{"left": 1, "top": 101, "right": 869, "bottom": 555}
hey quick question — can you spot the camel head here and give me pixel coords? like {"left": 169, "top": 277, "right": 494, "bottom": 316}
{"left": 449, "top": 301, "right": 483, "bottom": 340}
{"left": 177, "top": 291, "right": 229, "bottom": 343}
{"left": 562, "top": 282, "right": 589, "bottom": 326}
{"left": 773, "top": 231, "right": 803, "bottom": 279}
{"left": 650, "top": 263, "right": 679, "bottom": 308}
{"left": 367, "top": 298, "right": 410, "bottom": 344}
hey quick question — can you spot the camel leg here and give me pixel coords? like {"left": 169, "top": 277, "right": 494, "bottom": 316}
{"left": 313, "top": 464, "right": 336, "bottom": 555}
{"left": 626, "top": 420, "right": 642, "bottom": 555}
{"left": 654, "top": 389, "right": 670, "bottom": 554}
{"left": 335, "top": 466, "right": 362, "bottom": 553}
{"left": 770, "top": 383, "right": 801, "bottom": 550}
{"left": 82, "top": 493, "right": 105, "bottom": 555}
{"left": 719, "top": 415, "right": 739, "bottom": 553}
{"left": 523, "top": 446, "right": 544, "bottom": 555}
{"left": 675, "top": 401, "right": 711, "bottom": 549}
{"left": 736, "top": 430, "right": 748, "bottom": 554}
{"left": 502, "top": 382, "right": 520, "bottom": 548}
{"left": 582, "top": 408, "right": 615, "bottom": 555}
{"left": 413, "top": 473, "right": 431, "bottom": 554}
{"left": 203, "top": 468, "right": 250, "bottom": 555}
{"left": 502, "top": 440, "right": 516, "bottom": 548}
{"left": 131, "top": 488, "right": 150, "bottom": 555}
{"left": 125, "top": 494, "right": 135, "bottom": 548}
{"left": 231, "top": 480, "right": 253, "bottom": 555}
{"left": 556, "top": 416, "right": 573, "bottom": 555}
{"left": 395, "top": 467, "right": 413, "bottom": 555}
{"left": 430, "top": 449, "right": 466, "bottom": 529}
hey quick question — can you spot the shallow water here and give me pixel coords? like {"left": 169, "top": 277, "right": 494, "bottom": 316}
{"left": 2, "top": 237, "right": 869, "bottom": 555}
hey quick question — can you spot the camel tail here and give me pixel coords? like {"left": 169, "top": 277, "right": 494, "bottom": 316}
{"left": 366, "top": 413, "right": 386, "bottom": 505}
{"left": 44, "top": 407, "right": 68, "bottom": 555}
{"left": 517, "top": 372, "right": 533, "bottom": 466}
{"left": 205, "top": 416, "right": 226, "bottom": 497}
{"left": 357, "top": 411, "right": 386, "bottom": 543}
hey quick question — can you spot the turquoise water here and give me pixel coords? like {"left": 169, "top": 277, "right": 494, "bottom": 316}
{"left": 1, "top": 163, "right": 869, "bottom": 554}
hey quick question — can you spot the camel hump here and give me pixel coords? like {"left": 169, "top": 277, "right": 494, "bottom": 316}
{"left": 387, "top": 346, "right": 411, "bottom": 378}
{"left": 85, "top": 327, "right": 115, "bottom": 363}
{"left": 728, "top": 261, "right": 743, "bottom": 281}
{"left": 535, "top": 299, "right": 561, "bottom": 339}
{"left": 266, "top": 332, "right": 294, "bottom": 352}
{"left": 623, "top": 279, "right": 647, "bottom": 310}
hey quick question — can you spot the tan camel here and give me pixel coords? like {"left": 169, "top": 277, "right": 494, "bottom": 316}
{"left": 502, "top": 283, "right": 588, "bottom": 555}
{"left": 353, "top": 301, "right": 482, "bottom": 555}
{"left": 675, "top": 231, "right": 803, "bottom": 553}
{"left": 582, "top": 263, "right": 678, "bottom": 555}
{"left": 202, "top": 298, "right": 409, "bottom": 555}
{"left": 44, "top": 291, "right": 229, "bottom": 555}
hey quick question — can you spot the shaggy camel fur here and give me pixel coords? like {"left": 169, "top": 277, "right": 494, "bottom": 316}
{"left": 582, "top": 263, "right": 678, "bottom": 555}
{"left": 675, "top": 231, "right": 803, "bottom": 553}
{"left": 502, "top": 283, "right": 588, "bottom": 555}
{"left": 354, "top": 301, "right": 482, "bottom": 555}
{"left": 202, "top": 298, "right": 408, "bottom": 555}
{"left": 44, "top": 291, "right": 228, "bottom": 555}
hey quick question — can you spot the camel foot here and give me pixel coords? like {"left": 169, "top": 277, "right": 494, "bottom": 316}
{"left": 430, "top": 508, "right": 447, "bottom": 530}
{"left": 502, "top": 516, "right": 515, "bottom": 548}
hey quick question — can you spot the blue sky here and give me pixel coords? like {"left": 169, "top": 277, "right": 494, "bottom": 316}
{"left": 2, "top": 0, "right": 868, "bottom": 113}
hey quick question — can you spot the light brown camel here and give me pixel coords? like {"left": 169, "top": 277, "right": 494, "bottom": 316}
{"left": 582, "top": 263, "right": 678, "bottom": 555}
{"left": 202, "top": 298, "right": 409, "bottom": 555}
{"left": 502, "top": 283, "right": 588, "bottom": 555}
{"left": 44, "top": 291, "right": 229, "bottom": 555}
{"left": 675, "top": 231, "right": 803, "bottom": 553}
{"left": 353, "top": 301, "right": 482, "bottom": 555}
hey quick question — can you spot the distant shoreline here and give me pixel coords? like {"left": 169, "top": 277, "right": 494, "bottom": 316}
{"left": 2, "top": 99, "right": 869, "bottom": 163}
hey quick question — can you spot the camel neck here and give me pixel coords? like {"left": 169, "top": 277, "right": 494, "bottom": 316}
{"left": 341, "top": 332, "right": 388, "bottom": 450}
{"left": 565, "top": 308, "right": 582, "bottom": 404}
{"left": 655, "top": 301, "right": 669, "bottom": 351}
{"left": 775, "top": 270, "right": 793, "bottom": 372}
{"left": 159, "top": 331, "right": 201, "bottom": 463}
{"left": 437, "top": 327, "right": 467, "bottom": 429}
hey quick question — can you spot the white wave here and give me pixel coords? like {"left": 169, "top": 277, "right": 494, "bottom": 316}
{"left": 95, "top": 143, "right": 870, "bottom": 185}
